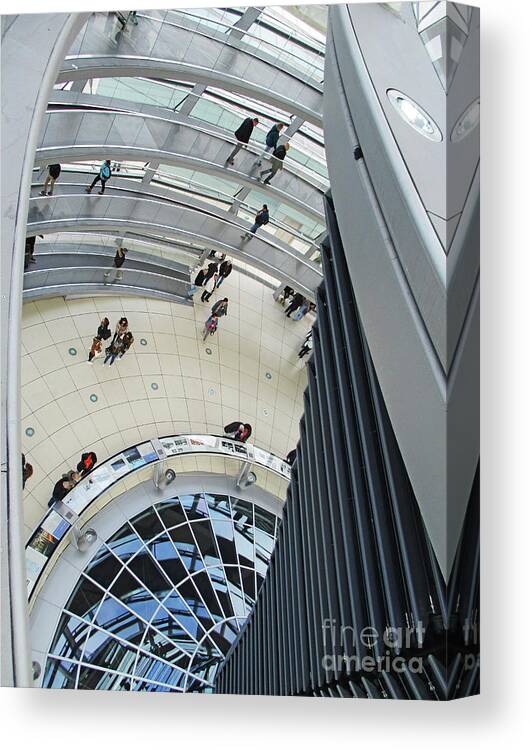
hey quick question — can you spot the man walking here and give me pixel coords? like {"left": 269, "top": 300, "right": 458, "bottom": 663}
{"left": 216, "top": 258, "right": 233, "bottom": 288}
{"left": 226, "top": 117, "right": 259, "bottom": 165}
{"left": 211, "top": 297, "right": 229, "bottom": 318}
{"left": 258, "top": 143, "right": 290, "bottom": 185}
{"left": 256, "top": 123, "right": 284, "bottom": 166}
{"left": 241, "top": 204, "right": 269, "bottom": 240}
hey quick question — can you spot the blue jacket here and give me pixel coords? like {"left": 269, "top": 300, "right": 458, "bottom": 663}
{"left": 100, "top": 162, "right": 111, "bottom": 180}
{"left": 266, "top": 125, "right": 281, "bottom": 148}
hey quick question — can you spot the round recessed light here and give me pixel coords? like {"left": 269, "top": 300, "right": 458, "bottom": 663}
{"left": 387, "top": 89, "right": 442, "bottom": 142}
{"left": 205, "top": 347, "right": 212, "bottom": 355}
{"left": 25, "top": 427, "right": 35, "bottom": 437}
{"left": 451, "top": 98, "right": 480, "bottom": 142}
{"left": 208, "top": 387, "right": 216, "bottom": 397}
{"left": 89, "top": 393, "right": 98, "bottom": 403}
{"left": 265, "top": 372, "right": 272, "bottom": 380}
{"left": 263, "top": 408, "right": 269, "bottom": 417}
{"left": 151, "top": 382, "right": 159, "bottom": 391}
{"left": 140, "top": 338, "right": 147, "bottom": 346}
{"left": 68, "top": 347, "right": 77, "bottom": 356}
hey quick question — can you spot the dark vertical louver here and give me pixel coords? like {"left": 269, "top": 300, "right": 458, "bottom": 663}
{"left": 215, "top": 195, "right": 479, "bottom": 699}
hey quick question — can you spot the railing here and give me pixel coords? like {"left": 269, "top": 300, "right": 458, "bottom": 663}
{"left": 25, "top": 434, "right": 291, "bottom": 601}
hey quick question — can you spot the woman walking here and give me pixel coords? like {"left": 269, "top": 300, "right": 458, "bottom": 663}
{"left": 112, "top": 317, "right": 128, "bottom": 344}
{"left": 85, "top": 160, "right": 112, "bottom": 194}
{"left": 88, "top": 336, "right": 102, "bottom": 363}
{"left": 97, "top": 317, "right": 112, "bottom": 341}
{"left": 203, "top": 314, "right": 219, "bottom": 341}
{"left": 186, "top": 266, "right": 207, "bottom": 299}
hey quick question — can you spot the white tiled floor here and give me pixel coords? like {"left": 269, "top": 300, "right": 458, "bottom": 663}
{"left": 21, "top": 270, "right": 312, "bottom": 538}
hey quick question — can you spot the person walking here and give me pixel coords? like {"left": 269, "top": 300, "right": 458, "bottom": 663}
{"left": 97, "top": 317, "right": 112, "bottom": 341}
{"left": 111, "top": 317, "right": 128, "bottom": 344}
{"left": 204, "top": 260, "right": 218, "bottom": 284}
{"left": 76, "top": 451, "right": 98, "bottom": 477}
{"left": 256, "top": 123, "right": 285, "bottom": 166}
{"left": 226, "top": 117, "right": 259, "bottom": 165}
{"left": 200, "top": 271, "right": 218, "bottom": 303}
{"left": 118, "top": 331, "right": 134, "bottom": 358}
{"left": 24, "top": 235, "right": 43, "bottom": 270}
{"left": 85, "top": 159, "right": 112, "bottom": 194}
{"left": 241, "top": 204, "right": 269, "bottom": 240}
{"left": 285, "top": 291, "right": 305, "bottom": 318}
{"left": 186, "top": 266, "right": 207, "bottom": 298}
{"left": 103, "top": 337, "right": 122, "bottom": 366}
{"left": 88, "top": 336, "right": 103, "bottom": 363}
{"left": 113, "top": 246, "right": 128, "bottom": 280}
{"left": 215, "top": 258, "right": 233, "bottom": 288}
{"left": 298, "top": 329, "right": 313, "bottom": 358}
{"left": 258, "top": 143, "right": 290, "bottom": 185}
{"left": 40, "top": 164, "right": 61, "bottom": 196}
{"left": 203, "top": 313, "right": 219, "bottom": 341}
{"left": 211, "top": 297, "right": 229, "bottom": 318}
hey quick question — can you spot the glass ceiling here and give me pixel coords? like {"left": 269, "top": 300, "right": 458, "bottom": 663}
{"left": 43, "top": 493, "right": 279, "bottom": 692}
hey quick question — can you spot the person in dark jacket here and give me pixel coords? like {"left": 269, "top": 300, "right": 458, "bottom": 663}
{"left": 242, "top": 205, "right": 269, "bottom": 240}
{"left": 204, "top": 261, "right": 218, "bottom": 284}
{"left": 256, "top": 123, "right": 285, "bottom": 166}
{"left": 226, "top": 117, "right": 259, "bottom": 165}
{"left": 286, "top": 449, "right": 297, "bottom": 466}
{"left": 85, "top": 159, "right": 112, "bottom": 194}
{"left": 258, "top": 143, "right": 290, "bottom": 185}
{"left": 186, "top": 266, "right": 208, "bottom": 299}
{"left": 211, "top": 298, "right": 229, "bottom": 318}
{"left": 50, "top": 470, "right": 80, "bottom": 506}
{"left": 224, "top": 422, "right": 252, "bottom": 442}
{"left": 77, "top": 451, "right": 97, "bottom": 477}
{"left": 215, "top": 259, "right": 233, "bottom": 288}
{"left": 97, "top": 317, "right": 111, "bottom": 341}
{"left": 24, "top": 235, "right": 43, "bottom": 270}
{"left": 118, "top": 331, "right": 134, "bottom": 359}
{"left": 285, "top": 292, "right": 305, "bottom": 318}
{"left": 40, "top": 164, "right": 61, "bottom": 196}
{"left": 113, "top": 246, "right": 128, "bottom": 279}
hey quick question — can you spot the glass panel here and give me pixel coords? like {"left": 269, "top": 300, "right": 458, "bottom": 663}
{"left": 78, "top": 665, "right": 133, "bottom": 691}
{"left": 234, "top": 524, "right": 255, "bottom": 568}
{"left": 180, "top": 493, "right": 209, "bottom": 521}
{"left": 107, "top": 523, "right": 143, "bottom": 562}
{"left": 131, "top": 508, "right": 164, "bottom": 541}
{"left": 168, "top": 522, "right": 204, "bottom": 573}
{"left": 209, "top": 519, "right": 238, "bottom": 566}
{"left": 66, "top": 575, "right": 105, "bottom": 621}
{"left": 147, "top": 532, "right": 188, "bottom": 586}
{"left": 127, "top": 550, "right": 172, "bottom": 598}
{"left": 231, "top": 497, "right": 253, "bottom": 526}
{"left": 49, "top": 614, "right": 89, "bottom": 661}
{"left": 155, "top": 498, "right": 187, "bottom": 529}
{"left": 85, "top": 546, "right": 123, "bottom": 589}
{"left": 254, "top": 506, "right": 277, "bottom": 536}
{"left": 43, "top": 658, "right": 78, "bottom": 689}
{"left": 191, "top": 520, "right": 221, "bottom": 566}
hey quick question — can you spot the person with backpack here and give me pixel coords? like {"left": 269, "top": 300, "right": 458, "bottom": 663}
{"left": 85, "top": 159, "right": 112, "bottom": 194}
{"left": 211, "top": 297, "right": 229, "bottom": 318}
{"left": 40, "top": 164, "right": 61, "bottom": 196}
{"left": 258, "top": 143, "right": 290, "bottom": 185}
{"left": 242, "top": 204, "right": 269, "bottom": 240}
{"left": 76, "top": 451, "right": 98, "bottom": 477}
{"left": 215, "top": 259, "right": 233, "bottom": 288}
{"left": 203, "top": 313, "right": 219, "bottom": 341}
{"left": 226, "top": 117, "right": 259, "bottom": 165}
{"left": 256, "top": 123, "right": 285, "bottom": 166}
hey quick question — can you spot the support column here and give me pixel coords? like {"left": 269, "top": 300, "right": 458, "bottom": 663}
{"left": 1, "top": 11, "right": 90, "bottom": 688}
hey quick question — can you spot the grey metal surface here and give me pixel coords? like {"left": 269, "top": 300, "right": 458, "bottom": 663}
{"left": 323, "top": 4, "right": 479, "bottom": 578}
{"left": 0, "top": 11, "right": 90, "bottom": 689}
{"left": 27, "top": 190, "right": 322, "bottom": 297}
{"left": 58, "top": 11, "right": 323, "bottom": 125}
{"left": 215, "top": 198, "right": 478, "bottom": 698}
{"left": 36, "top": 107, "right": 326, "bottom": 220}
{"left": 23, "top": 246, "right": 191, "bottom": 303}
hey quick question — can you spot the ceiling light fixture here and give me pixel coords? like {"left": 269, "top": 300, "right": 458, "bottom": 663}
{"left": 387, "top": 89, "right": 443, "bottom": 142}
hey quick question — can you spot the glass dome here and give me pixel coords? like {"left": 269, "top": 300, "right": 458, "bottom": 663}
{"left": 42, "top": 492, "right": 279, "bottom": 692}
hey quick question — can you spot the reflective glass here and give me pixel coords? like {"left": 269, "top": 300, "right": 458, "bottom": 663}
{"left": 46, "top": 495, "right": 278, "bottom": 691}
